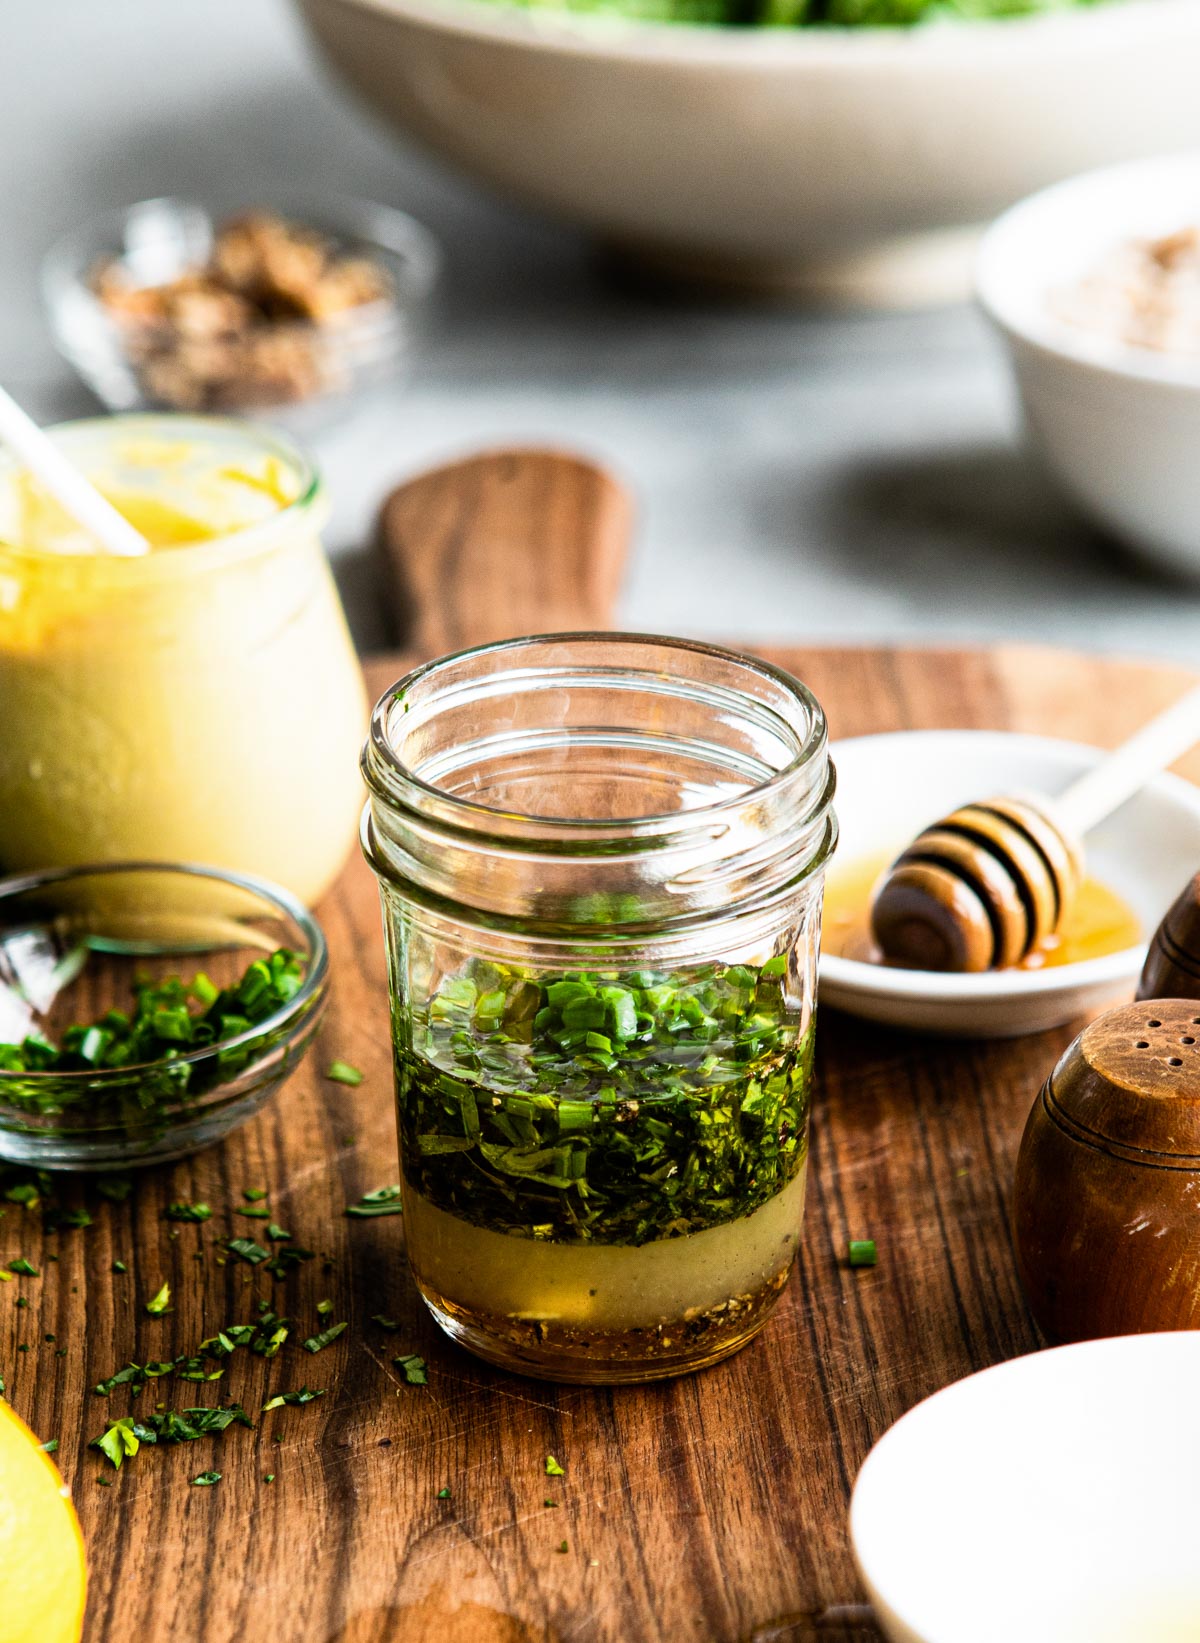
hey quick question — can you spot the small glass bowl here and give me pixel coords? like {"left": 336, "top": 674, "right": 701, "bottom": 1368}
{"left": 41, "top": 194, "right": 440, "bottom": 429}
{"left": 0, "top": 863, "right": 328, "bottom": 1171}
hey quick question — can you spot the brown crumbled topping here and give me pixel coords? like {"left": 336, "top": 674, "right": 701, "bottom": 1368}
{"left": 92, "top": 210, "right": 395, "bottom": 410}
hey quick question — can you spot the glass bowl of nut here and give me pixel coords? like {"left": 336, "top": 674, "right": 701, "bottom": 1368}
{"left": 42, "top": 196, "right": 441, "bottom": 427}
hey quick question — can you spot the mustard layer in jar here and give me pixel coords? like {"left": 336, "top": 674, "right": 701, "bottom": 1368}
{"left": 0, "top": 425, "right": 366, "bottom": 907}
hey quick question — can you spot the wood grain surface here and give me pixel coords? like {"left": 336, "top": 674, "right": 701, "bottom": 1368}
{"left": 3, "top": 641, "right": 1198, "bottom": 1643}
{"left": 376, "top": 450, "right": 632, "bottom": 657}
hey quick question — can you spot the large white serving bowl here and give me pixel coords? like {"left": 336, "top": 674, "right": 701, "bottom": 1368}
{"left": 978, "top": 151, "right": 1200, "bottom": 577}
{"left": 820, "top": 730, "right": 1200, "bottom": 1037}
{"left": 851, "top": 1334, "right": 1200, "bottom": 1643}
{"left": 293, "top": 0, "right": 1200, "bottom": 302}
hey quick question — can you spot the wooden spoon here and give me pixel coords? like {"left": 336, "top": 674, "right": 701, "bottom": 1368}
{"left": 376, "top": 447, "right": 632, "bottom": 656}
{"left": 872, "top": 683, "right": 1200, "bottom": 973}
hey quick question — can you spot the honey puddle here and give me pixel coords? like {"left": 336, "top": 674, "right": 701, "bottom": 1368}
{"left": 823, "top": 852, "right": 1142, "bottom": 971}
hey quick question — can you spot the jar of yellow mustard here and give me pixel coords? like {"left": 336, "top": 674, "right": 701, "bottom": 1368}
{"left": 0, "top": 415, "right": 366, "bottom": 906}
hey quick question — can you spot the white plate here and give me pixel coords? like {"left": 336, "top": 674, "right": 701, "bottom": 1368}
{"left": 819, "top": 730, "right": 1200, "bottom": 1037}
{"left": 850, "top": 1333, "right": 1200, "bottom": 1643}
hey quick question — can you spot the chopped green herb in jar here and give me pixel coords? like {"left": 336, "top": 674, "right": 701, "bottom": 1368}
{"left": 396, "top": 958, "right": 811, "bottom": 1245}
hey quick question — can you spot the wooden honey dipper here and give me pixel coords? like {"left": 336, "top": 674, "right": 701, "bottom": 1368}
{"left": 871, "top": 683, "right": 1200, "bottom": 973}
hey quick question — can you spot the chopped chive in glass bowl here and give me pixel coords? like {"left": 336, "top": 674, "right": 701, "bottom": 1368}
{"left": 0, "top": 863, "right": 327, "bottom": 1170}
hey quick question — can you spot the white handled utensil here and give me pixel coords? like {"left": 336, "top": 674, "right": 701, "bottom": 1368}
{"left": 871, "top": 683, "right": 1200, "bottom": 973}
{"left": 0, "top": 387, "right": 149, "bottom": 558}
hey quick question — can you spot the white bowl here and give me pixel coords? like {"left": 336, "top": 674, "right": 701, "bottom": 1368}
{"left": 294, "top": 0, "right": 1200, "bottom": 303}
{"left": 820, "top": 730, "right": 1200, "bottom": 1037}
{"left": 851, "top": 1334, "right": 1200, "bottom": 1643}
{"left": 978, "top": 151, "right": 1200, "bottom": 577}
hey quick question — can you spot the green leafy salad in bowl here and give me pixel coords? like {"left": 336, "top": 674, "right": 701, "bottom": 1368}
{"left": 467, "top": 0, "right": 1109, "bottom": 26}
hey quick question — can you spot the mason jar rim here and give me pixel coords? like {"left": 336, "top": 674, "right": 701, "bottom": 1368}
{"left": 364, "top": 631, "right": 830, "bottom": 844}
{"left": 0, "top": 413, "right": 323, "bottom": 567}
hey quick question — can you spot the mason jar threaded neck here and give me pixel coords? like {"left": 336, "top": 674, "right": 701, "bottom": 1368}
{"left": 361, "top": 633, "right": 836, "bottom": 935}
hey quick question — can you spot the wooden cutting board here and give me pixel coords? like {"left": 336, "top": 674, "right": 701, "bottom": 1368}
{"left": 4, "top": 453, "right": 1199, "bottom": 1643}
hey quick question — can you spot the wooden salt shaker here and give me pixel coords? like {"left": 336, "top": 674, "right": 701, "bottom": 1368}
{"left": 1012, "top": 999, "right": 1200, "bottom": 1343}
{"left": 1137, "top": 871, "right": 1200, "bottom": 1000}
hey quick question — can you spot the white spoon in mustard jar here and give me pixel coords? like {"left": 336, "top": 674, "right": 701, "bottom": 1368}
{"left": 0, "top": 387, "right": 149, "bottom": 557}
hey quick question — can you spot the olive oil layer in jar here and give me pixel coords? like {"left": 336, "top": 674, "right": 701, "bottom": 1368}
{"left": 361, "top": 634, "right": 837, "bottom": 1383}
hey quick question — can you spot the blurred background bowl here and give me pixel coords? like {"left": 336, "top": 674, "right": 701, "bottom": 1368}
{"left": 293, "top": 0, "right": 1200, "bottom": 305}
{"left": 41, "top": 193, "right": 440, "bottom": 430}
{"left": 978, "top": 151, "right": 1200, "bottom": 580}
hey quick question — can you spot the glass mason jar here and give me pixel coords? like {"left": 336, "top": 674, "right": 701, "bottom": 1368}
{"left": 361, "top": 635, "right": 836, "bottom": 1384}
{"left": 0, "top": 415, "right": 366, "bottom": 907}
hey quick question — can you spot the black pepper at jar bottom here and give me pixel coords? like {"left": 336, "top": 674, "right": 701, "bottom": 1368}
{"left": 361, "top": 636, "right": 836, "bottom": 1383}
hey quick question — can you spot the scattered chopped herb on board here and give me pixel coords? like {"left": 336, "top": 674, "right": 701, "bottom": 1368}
{"left": 545, "top": 1455, "right": 565, "bottom": 1477}
{"left": 326, "top": 1060, "right": 363, "bottom": 1087}
{"left": 0, "top": 1270, "right": 11, "bottom": 1282}
{"left": 544, "top": 1498, "right": 559, "bottom": 1509}
{"left": 848, "top": 1240, "right": 877, "bottom": 1268}
{"left": 40, "top": 1438, "right": 58, "bottom": 1453}
{"left": 264, "top": 1244, "right": 313, "bottom": 1279}
{"left": 370, "top": 1314, "right": 400, "bottom": 1330}
{"left": 345, "top": 1186, "right": 403, "bottom": 1218}
{"left": 302, "top": 1321, "right": 347, "bottom": 1354}
{"left": 90, "top": 1405, "right": 253, "bottom": 1468}
{"left": 557, "top": 1540, "right": 569, "bottom": 1554}
{"left": 261, "top": 1387, "right": 324, "bottom": 1411}
{"left": 243, "top": 1188, "right": 268, "bottom": 1202}
{"left": 95, "top": 1364, "right": 145, "bottom": 1397}
{"left": 316, "top": 1299, "right": 333, "bottom": 1317}
{"left": 14, "top": 1296, "right": 28, "bottom": 1308}
{"left": 437, "top": 1486, "right": 451, "bottom": 1500}
{"left": 6, "top": 1258, "right": 37, "bottom": 1277}
{"left": 227, "top": 1238, "right": 269, "bottom": 1266}
{"left": 393, "top": 1354, "right": 427, "bottom": 1385}
{"left": 111, "top": 1260, "right": 127, "bottom": 1274}
{"left": 96, "top": 1176, "right": 133, "bottom": 1203}
{"left": 265, "top": 1222, "right": 290, "bottom": 1242}
{"left": 395, "top": 957, "right": 811, "bottom": 1244}
{"left": 191, "top": 1471, "right": 221, "bottom": 1486}
{"left": 238, "top": 1205, "right": 271, "bottom": 1219}
{"left": 166, "top": 1202, "right": 212, "bottom": 1223}
{"left": 264, "top": 1472, "right": 275, "bottom": 1483}
{"left": 145, "top": 1282, "right": 171, "bottom": 1316}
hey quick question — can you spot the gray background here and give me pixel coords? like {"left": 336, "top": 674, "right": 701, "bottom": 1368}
{"left": 6, "top": 0, "right": 1199, "bottom": 660}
